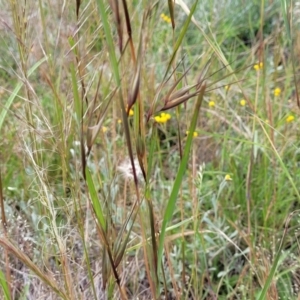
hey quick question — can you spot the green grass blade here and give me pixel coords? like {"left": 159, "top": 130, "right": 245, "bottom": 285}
{"left": 257, "top": 211, "right": 296, "bottom": 300}
{"left": 157, "top": 83, "right": 206, "bottom": 266}
{"left": 280, "top": 0, "right": 291, "bottom": 41}
{"left": 0, "top": 56, "right": 48, "bottom": 131}
{"left": 256, "top": 118, "right": 300, "bottom": 298}
{"left": 70, "top": 63, "right": 81, "bottom": 123}
{"left": 164, "top": 0, "right": 198, "bottom": 80}
{"left": 279, "top": 0, "right": 299, "bottom": 106}
{"left": 175, "top": 0, "right": 236, "bottom": 78}
{"left": 259, "top": 119, "right": 300, "bottom": 200}
{"left": 85, "top": 168, "right": 106, "bottom": 229}
{"left": 0, "top": 269, "right": 10, "bottom": 300}
{"left": 96, "top": 0, "right": 138, "bottom": 190}
{"left": 95, "top": 0, "right": 120, "bottom": 86}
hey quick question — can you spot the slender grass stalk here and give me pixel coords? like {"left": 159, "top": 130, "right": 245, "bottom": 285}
{"left": 0, "top": 57, "right": 48, "bottom": 130}
{"left": 0, "top": 170, "right": 11, "bottom": 300}
{"left": 0, "top": 237, "right": 68, "bottom": 299}
{"left": 2, "top": 0, "right": 300, "bottom": 298}
{"left": 258, "top": 211, "right": 299, "bottom": 300}
{"left": 158, "top": 83, "right": 206, "bottom": 266}
{"left": 0, "top": 269, "right": 10, "bottom": 300}
{"left": 280, "top": 0, "right": 300, "bottom": 107}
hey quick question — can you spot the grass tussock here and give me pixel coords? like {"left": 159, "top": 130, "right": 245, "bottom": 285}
{"left": 1, "top": 0, "right": 300, "bottom": 299}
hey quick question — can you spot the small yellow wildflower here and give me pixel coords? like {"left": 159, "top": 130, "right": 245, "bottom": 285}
{"left": 162, "top": 112, "right": 171, "bottom": 121}
{"left": 208, "top": 101, "right": 215, "bottom": 108}
{"left": 117, "top": 119, "right": 122, "bottom": 124}
{"left": 129, "top": 109, "right": 134, "bottom": 116}
{"left": 225, "top": 174, "right": 232, "bottom": 181}
{"left": 102, "top": 126, "right": 108, "bottom": 133}
{"left": 286, "top": 115, "right": 295, "bottom": 123}
{"left": 240, "top": 99, "right": 246, "bottom": 106}
{"left": 254, "top": 62, "right": 263, "bottom": 71}
{"left": 165, "top": 16, "right": 171, "bottom": 23}
{"left": 155, "top": 112, "right": 171, "bottom": 123}
{"left": 225, "top": 85, "right": 230, "bottom": 91}
{"left": 154, "top": 116, "right": 161, "bottom": 123}
{"left": 186, "top": 131, "right": 198, "bottom": 138}
{"left": 274, "top": 87, "right": 281, "bottom": 97}
{"left": 160, "top": 13, "right": 171, "bottom": 24}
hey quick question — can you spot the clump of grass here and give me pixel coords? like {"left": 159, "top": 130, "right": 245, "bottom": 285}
{"left": 1, "top": 0, "right": 300, "bottom": 299}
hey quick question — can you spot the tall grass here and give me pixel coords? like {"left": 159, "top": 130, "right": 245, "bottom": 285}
{"left": 0, "top": 0, "right": 300, "bottom": 299}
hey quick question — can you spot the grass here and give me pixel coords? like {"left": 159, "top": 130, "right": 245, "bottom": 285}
{"left": 1, "top": 0, "right": 300, "bottom": 299}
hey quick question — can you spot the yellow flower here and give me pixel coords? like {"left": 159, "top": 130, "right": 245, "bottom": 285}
{"left": 208, "top": 101, "right": 215, "bottom": 108}
{"left": 161, "top": 112, "right": 171, "bottom": 121}
{"left": 125, "top": 105, "right": 134, "bottom": 116}
{"left": 102, "top": 126, "right": 108, "bottom": 133}
{"left": 165, "top": 16, "right": 171, "bottom": 23}
{"left": 161, "top": 13, "right": 171, "bottom": 23}
{"left": 225, "top": 85, "right": 230, "bottom": 91}
{"left": 186, "top": 131, "right": 198, "bottom": 138}
{"left": 154, "top": 116, "right": 161, "bottom": 123}
{"left": 155, "top": 112, "right": 171, "bottom": 123}
{"left": 240, "top": 99, "right": 246, "bottom": 106}
{"left": 286, "top": 115, "right": 295, "bottom": 123}
{"left": 225, "top": 174, "right": 232, "bottom": 181}
{"left": 117, "top": 119, "right": 122, "bottom": 124}
{"left": 254, "top": 62, "right": 263, "bottom": 71}
{"left": 274, "top": 87, "right": 281, "bottom": 97}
